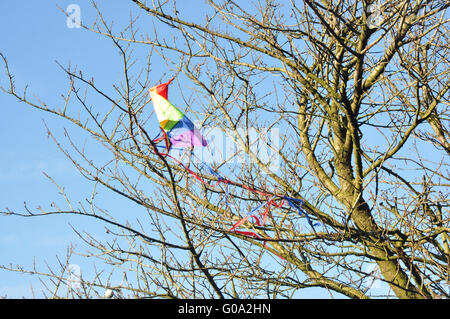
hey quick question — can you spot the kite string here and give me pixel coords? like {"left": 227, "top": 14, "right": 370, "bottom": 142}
{"left": 151, "top": 132, "right": 274, "bottom": 238}
{"left": 151, "top": 129, "right": 315, "bottom": 226}
{"left": 150, "top": 128, "right": 316, "bottom": 258}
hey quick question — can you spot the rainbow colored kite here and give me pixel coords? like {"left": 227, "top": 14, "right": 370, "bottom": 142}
{"left": 146, "top": 77, "right": 318, "bottom": 260}
{"left": 149, "top": 79, "right": 207, "bottom": 148}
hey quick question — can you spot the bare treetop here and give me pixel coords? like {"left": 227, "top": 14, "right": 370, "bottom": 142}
{"left": 1, "top": 0, "right": 449, "bottom": 299}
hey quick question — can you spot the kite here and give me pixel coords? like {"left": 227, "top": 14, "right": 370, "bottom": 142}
{"left": 147, "top": 77, "right": 319, "bottom": 259}
{"left": 149, "top": 78, "right": 207, "bottom": 149}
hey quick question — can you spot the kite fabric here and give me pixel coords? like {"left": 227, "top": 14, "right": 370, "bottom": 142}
{"left": 149, "top": 79, "right": 208, "bottom": 148}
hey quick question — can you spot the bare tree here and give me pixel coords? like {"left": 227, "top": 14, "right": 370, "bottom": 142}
{"left": 1, "top": 0, "right": 449, "bottom": 299}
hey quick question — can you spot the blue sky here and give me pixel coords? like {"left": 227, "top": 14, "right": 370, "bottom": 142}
{"left": 0, "top": 1, "right": 394, "bottom": 299}
{"left": 0, "top": 1, "right": 330, "bottom": 299}
{"left": 0, "top": 0, "right": 150, "bottom": 298}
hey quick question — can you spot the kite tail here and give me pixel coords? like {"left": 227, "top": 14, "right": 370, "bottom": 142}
{"left": 149, "top": 127, "right": 316, "bottom": 259}
{"left": 283, "top": 197, "right": 319, "bottom": 229}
